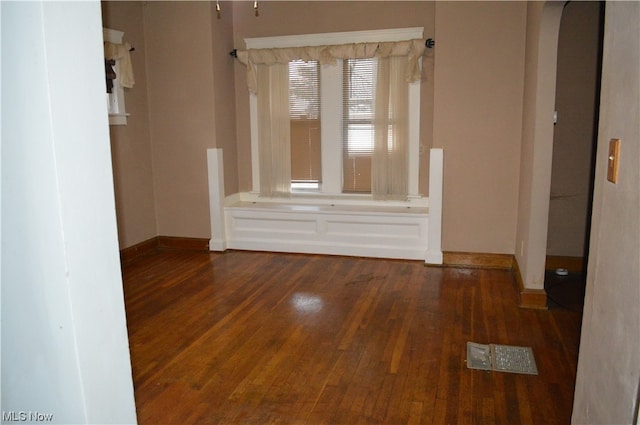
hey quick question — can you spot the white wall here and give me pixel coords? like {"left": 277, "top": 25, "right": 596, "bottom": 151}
{"left": 572, "top": 2, "right": 640, "bottom": 423}
{"left": 1, "top": 2, "right": 137, "bottom": 424}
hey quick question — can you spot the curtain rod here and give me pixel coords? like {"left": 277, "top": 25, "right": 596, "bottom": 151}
{"left": 229, "top": 37, "right": 435, "bottom": 58}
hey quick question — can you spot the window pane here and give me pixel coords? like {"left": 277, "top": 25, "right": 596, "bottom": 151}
{"left": 289, "top": 60, "right": 320, "bottom": 119}
{"left": 343, "top": 58, "right": 376, "bottom": 193}
{"left": 289, "top": 61, "right": 321, "bottom": 189}
{"left": 345, "top": 59, "right": 376, "bottom": 122}
{"left": 346, "top": 124, "right": 373, "bottom": 155}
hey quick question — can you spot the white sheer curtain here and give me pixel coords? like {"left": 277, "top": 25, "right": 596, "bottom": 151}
{"left": 256, "top": 63, "right": 291, "bottom": 197}
{"left": 372, "top": 55, "right": 409, "bottom": 200}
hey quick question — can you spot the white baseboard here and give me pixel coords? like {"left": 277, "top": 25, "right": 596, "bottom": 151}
{"left": 209, "top": 238, "right": 226, "bottom": 252}
{"left": 425, "top": 249, "right": 444, "bottom": 265}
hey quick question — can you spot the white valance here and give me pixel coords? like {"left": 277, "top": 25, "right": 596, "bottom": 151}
{"left": 236, "top": 39, "right": 425, "bottom": 93}
{"left": 104, "top": 41, "right": 135, "bottom": 88}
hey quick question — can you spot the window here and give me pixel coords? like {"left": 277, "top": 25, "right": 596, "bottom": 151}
{"left": 289, "top": 60, "right": 321, "bottom": 190}
{"left": 103, "top": 28, "right": 130, "bottom": 126}
{"left": 343, "top": 58, "right": 376, "bottom": 193}
{"left": 246, "top": 28, "right": 423, "bottom": 199}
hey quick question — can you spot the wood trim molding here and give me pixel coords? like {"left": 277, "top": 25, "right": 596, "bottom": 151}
{"left": 120, "top": 237, "right": 159, "bottom": 265}
{"left": 545, "top": 255, "right": 584, "bottom": 273}
{"left": 120, "top": 236, "right": 210, "bottom": 264}
{"left": 442, "top": 251, "right": 513, "bottom": 269}
{"left": 512, "top": 257, "right": 548, "bottom": 310}
{"left": 157, "top": 236, "right": 210, "bottom": 251}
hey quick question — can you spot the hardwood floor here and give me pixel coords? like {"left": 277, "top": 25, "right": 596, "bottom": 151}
{"left": 122, "top": 249, "right": 582, "bottom": 424}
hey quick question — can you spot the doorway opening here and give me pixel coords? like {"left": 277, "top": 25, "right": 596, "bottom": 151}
{"left": 544, "top": 1, "right": 605, "bottom": 312}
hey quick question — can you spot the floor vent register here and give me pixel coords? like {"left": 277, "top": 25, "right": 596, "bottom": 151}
{"left": 466, "top": 342, "right": 539, "bottom": 375}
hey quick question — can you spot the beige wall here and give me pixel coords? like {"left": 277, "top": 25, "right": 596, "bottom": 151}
{"left": 103, "top": 1, "right": 237, "bottom": 247}
{"left": 572, "top": 2, "right": 640, "bottom": 422}
{"left": 211, "top": 2, "right": 240, "bottom": 197}
{"left": 101, "top": 2, "right": 157, "bottom": 248}
{"left": 547, "top": 1, "right": 602, "bottom": 258}
{"left": 143, "top": 2, "right": 217, "bottom": 239}
{"left": 232, "top": 1, "right": 435, "bottom": 195}
{"left": 433, "top": 1, "right": 527, "bottom": 254}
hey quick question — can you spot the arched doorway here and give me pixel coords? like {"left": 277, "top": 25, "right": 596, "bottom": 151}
{"left": 516, "top": 1, "right": 604, "bottom": 309}
{"left": 544, "top": 1, "right": 605, "bottom": 311}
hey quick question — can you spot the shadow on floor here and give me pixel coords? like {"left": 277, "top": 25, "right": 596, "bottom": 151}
{"left": 544, "top": 269, "right": 587, "bottom": 312}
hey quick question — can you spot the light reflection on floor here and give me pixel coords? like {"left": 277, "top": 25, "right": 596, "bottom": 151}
{"left": 291, "top": 292, "right": 324, "bottom": 313}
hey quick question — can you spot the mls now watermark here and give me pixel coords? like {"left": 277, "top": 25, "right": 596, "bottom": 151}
{"left": 2, "top": 411, "right": 54, "bottom": 422}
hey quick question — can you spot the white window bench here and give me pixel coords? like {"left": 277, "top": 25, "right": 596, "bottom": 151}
{"left": 207, "top": 149, "right": 443, "bottom": 264}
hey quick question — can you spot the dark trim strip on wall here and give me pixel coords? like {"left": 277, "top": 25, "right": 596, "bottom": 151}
{"left": 120, "top": 237, "right": 159, "bottom": 265}
{"left": 441, "top": 251, "right": 514, "bottom": 269}
{"left": 157, "top": 236, "right": 210, "bottom": 251}
{"left": 120, "top": 236, "right": 210, "bottom": 265}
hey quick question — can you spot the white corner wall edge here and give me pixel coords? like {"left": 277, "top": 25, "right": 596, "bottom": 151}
{"left": 425, "top": 148, "right": 444, "bottom": 264}
{"left": 2, "top": 2, "right": 137, "bottom": 424}
{"left": 207, "top": 148, "right": 227, "bottom": 251}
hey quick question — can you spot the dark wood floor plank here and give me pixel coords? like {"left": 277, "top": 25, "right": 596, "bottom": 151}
{"left": 122, "top": 250, "right": 582, "bottom": 424}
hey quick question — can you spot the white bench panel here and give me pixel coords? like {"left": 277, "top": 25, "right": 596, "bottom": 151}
{"left": 224, "top": 204, "right": 428, "bottom": 260}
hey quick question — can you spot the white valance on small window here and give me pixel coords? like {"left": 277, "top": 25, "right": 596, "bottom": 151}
{"left": 104, "top": 41, "right": 135, "bottom": 89}
{"left": 236, "top": 39, "right": 425, "bottom": 93}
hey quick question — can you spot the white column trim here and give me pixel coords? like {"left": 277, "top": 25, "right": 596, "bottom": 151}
{"left": 207, "top": 148, "right": 227, "bottom": 251}
{"left": 425, "top": 148, "right": 443, "bottom": 264}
